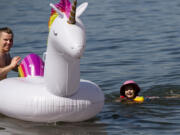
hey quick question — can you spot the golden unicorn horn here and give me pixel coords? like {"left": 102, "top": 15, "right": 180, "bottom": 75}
{"left": 68, "top": 0, "right": 77, "bottom": 24}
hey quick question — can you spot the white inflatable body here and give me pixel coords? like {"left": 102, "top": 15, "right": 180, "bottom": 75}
{"left": 0, "top": 0, "right": 104, "bottom": 122}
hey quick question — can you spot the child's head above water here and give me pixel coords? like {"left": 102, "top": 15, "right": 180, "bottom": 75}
{"left": 120, "top": 80, "right": 140, "bottom": 99}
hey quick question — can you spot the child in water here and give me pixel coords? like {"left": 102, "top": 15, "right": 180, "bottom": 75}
{"left": 116, "top": 80, "right": 144, "bottom": 103}
{"left": 116, "top": 80, "right": 180, "bottom": 104}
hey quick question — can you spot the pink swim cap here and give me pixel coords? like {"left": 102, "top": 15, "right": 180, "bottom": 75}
{"left": 120, "top": 80, "right": 140, "bottom": 97}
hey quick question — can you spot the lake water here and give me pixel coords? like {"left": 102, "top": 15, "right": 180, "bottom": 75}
{"left": 1, "top": 0, "right": 180, "bottom": 134}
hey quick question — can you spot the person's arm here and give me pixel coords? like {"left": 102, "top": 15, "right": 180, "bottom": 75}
{"left": 0, "top": 56, "right": 21, "bottom": 76}
{"left": 0, "top": 64, "right": 15, "bottom": 77}
{"left": 115, "top": 96, "right": 127, "bottom": 102}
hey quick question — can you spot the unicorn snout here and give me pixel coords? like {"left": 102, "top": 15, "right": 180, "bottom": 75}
{"left": 71, "top": 44, "right": 85, "bottom": 58}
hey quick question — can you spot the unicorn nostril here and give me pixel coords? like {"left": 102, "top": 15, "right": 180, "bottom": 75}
{"left": 53, "top": 30, "right": 58, "bottom": 36}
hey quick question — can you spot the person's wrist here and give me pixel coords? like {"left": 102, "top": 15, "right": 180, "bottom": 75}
{"left": 9, "top": 64, "right": 15, "bottom": 69}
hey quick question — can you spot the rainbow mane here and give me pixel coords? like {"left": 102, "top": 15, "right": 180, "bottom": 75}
{"left": 48, "top": 0, "right": 72, "bottom": 30}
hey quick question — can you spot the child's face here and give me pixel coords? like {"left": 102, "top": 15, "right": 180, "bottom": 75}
{"left": 124, "top": 85, "right": 136, "bottom": 99}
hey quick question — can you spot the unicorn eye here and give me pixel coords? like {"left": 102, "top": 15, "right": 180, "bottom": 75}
{"left": 53, "top": 30, "right": 58, "bottom": 36}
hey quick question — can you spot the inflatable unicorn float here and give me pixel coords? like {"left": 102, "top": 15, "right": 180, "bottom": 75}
{"left": 0, "top": 0, "right": 104, "bottom": 122}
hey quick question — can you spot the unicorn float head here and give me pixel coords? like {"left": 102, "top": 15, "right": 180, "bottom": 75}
{"left": 45, "top": 0, "right": 88, "bottom": 97}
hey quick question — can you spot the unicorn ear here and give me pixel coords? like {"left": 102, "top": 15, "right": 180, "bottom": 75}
{"left": 50, "top": 3, "right": 64, "bottom": 18}
{"left": 76, "top": 2, "right": 88, "bottom": 18}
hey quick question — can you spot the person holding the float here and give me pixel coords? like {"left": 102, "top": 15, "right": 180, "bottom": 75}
{"left": 0, "top": 27, "right": 21, "bottom": 80}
